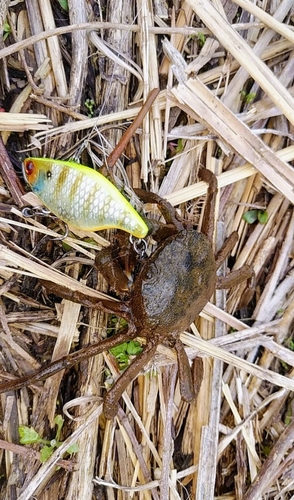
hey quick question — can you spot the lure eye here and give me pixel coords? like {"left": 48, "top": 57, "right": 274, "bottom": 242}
{"left": 25, "top": 161, "right": 34, "bottom": 175}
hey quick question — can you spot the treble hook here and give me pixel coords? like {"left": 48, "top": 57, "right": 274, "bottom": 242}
{"left": 21, "top": 206, "right": 51, "bottom": 217}
{"left": 21, "top": 206, "right": 69, "bottom": 241}
{"left": 129, "top": 235, "right": 147, "bottom": 259}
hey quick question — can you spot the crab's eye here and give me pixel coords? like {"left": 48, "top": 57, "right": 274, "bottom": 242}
{"left": 145, "top": 263, "right": 158, "bottom": 282}
{"left": 25, "top": 161, "right": 34, "bottom": 175}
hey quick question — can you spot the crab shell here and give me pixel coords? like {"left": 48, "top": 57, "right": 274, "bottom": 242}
{"left": 131, "top": 229, "right": 216, "bottom": 334}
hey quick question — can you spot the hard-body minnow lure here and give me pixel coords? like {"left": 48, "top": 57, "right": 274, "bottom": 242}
{"left": 23, "top": 157, "right": 149, "bottom": 238}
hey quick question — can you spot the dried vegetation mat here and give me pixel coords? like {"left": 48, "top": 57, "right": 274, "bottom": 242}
{"left": 0, "top": 0, "right": 294, "bottom": 499}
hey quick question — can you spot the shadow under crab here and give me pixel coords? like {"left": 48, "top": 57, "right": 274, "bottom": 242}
{"left": 0, "top": 169, "right": 254, "bottom": 419}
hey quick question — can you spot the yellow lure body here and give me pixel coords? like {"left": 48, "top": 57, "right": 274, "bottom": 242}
{"left": 23, "top": 157, "right": 148, "bottom": 238}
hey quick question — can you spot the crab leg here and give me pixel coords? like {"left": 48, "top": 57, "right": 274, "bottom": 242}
{"left": 103, "top": 341, "right": 158, "bottom": 419}
{"left": 40, "top": 280, "right": 131, "bottom": 319}
{"left": 174, "top": 339, "right": 198, "bottom": 402}
{"left": 215, "top": 231, "right": 238, "bottom": 268}
{"left": 95, "top": 246, "right": 130, "bottom": 293}
{"left": 214, "top": 229, "right": 254, "bottom": 291}
{"left": 0, "top": 282, "right": 135, "bottom": 394}
{"left": 216, "top": 266, "right": 254, "bottom": 289}
{"left": 101, "top": 88, "right": 159, "bottom": 175}
{"left": 0, "top": 328, "right": 137, "bottom": 394}
{"left": 134, "top": 188, "right": 183, "bottom": 230}
{"left": 199, "top": 169, "right": 218, "bottom": 242}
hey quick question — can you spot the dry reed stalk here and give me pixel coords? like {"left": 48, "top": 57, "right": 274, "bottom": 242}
{"left": 171, "top": 80, "right": 294, "bottom": 203}
{"left": 231, "top": 0, "right": 294, "bottom": 42}
{"left": 0, "top": 244, "right": 111, "bottom": 301}
{"left": 25, "top": 0, "right": 56, "bottom": 96}
{"left": 44, "top": 297, "right": 81, "bottom": 426}
{"left": 160, "top": 1, "right": 193, "bottom": 76}
{"left": 93, "top": 0, "right": 135, "bottom": 155}
{"left": 14, "top": 403, "right": 103, "bottom": 500}
{"left": 38, "top": 0, "right": 67, "bottom": 98}
{"left": 65, "top": 289, "right": 108, "bottom": 500}
{"left": 1, "top": 58, "right": 53, "bottom": 144}
{"left": 0, "top": 22, "right": 210, "bottom": 63}
{"left": 0, "top": 112, "right": 51, "bottom": 131}
{"left": 187, "top": 0, "right": 294, "bottom": 121}
{"left": 30, "top": 97, "right": 165, "bottom": 144}
{"left": 67, "top": 0, "right": 87, "bottom": 109}
{"left": 165, "top": 164, "right": 256, "bottom": 205}
{"left": 136, "top": 0, "right": 162, "bottom": 184}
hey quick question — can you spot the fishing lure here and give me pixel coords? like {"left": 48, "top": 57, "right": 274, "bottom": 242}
{"left": 23, "top": 157, "right": 149, "bottom": 238}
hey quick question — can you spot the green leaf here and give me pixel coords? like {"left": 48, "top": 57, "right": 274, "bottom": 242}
{"left": 126, "top": 340, "right": 143, "bottom": 356}
{"left": 242, "top": 210, "right": 258, "bottom": 224}
{"left": 257, "top": 210, "right": 268, "bottom": 224}
{"left": 3, "top": 22, "right": 11, "bottom": 41}
{"left": 67, "top": 443, "right": 79, "bottom": 455}
{"left": 108, "top": 316, "right": 128, "bottom": 332}
{"left": 243, "top": 209, "right": 268, "bottom": 225}
{"left": 110, "top": 342, "right": 128, "bottom": 357}
{"left": 175, "top": 138, "right": 184, "bottom": 154}
{"left": 40, "top": 445, "right": 54, "bottom": 462}
{"left": 244, "top": 92, "right": 256, "bottom": 104}
{"left": 197, "top": 32, "right": 206, "bottom": 46}
{"left": 61, "top": 241, "right": 72, "bottom": 252}
{"left": 240, "top": 90, "right": 256, "bottom": 104}
{"left": 110, "top": 340, "right": 143, "bottom": 369}
{"left": 84, "top": 98, "right": 95, "bottom": 117}
{"left": 54, "top": 414, "right": 64, "bottom": 442}
{"left": 115, "top": 353, "right": 129, "bottom": 368}
{"left": 58, "top": 0, "right": 68, "bottom": 11}
{"left": 19, "top": 426, "right": 40, "bottom": 444}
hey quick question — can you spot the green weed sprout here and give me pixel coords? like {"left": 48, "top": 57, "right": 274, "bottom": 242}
{"left": 19, "top": 415, "right": 78, "bottom": 462}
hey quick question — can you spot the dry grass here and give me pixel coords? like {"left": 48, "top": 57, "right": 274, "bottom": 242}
{"left": 0, "top": 1, "right": 294, "bottom": 499}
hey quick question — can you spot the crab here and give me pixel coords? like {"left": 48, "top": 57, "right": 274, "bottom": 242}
{"left": 0, "top": 169, "right": 254, "bottom": 419}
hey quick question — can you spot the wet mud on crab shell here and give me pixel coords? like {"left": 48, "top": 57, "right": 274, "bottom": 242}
{"left": 0, "top": 169, "right": 254, "bottom": 419}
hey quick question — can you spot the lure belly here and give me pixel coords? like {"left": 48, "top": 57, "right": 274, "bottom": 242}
{"left": 23, "top": 157, "right": 148, "bottom": 238}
